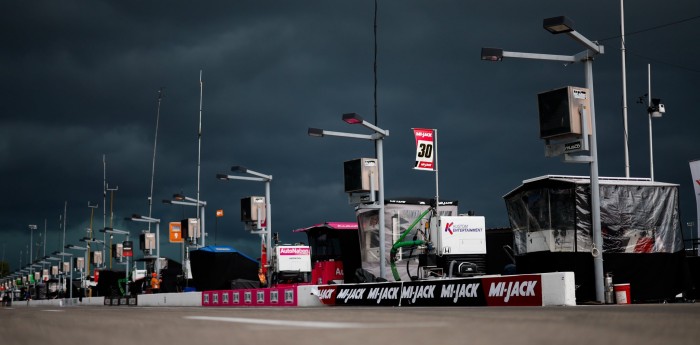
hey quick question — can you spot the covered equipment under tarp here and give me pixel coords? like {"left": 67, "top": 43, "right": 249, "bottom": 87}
{"left": 504, "top": 175, "right": 689, "bottom": 302}
{"left": 189, "top": 245, "right": 259, "bottom": 291}
{"left": 356, "top": 197, "right": 459, "bottom": 281}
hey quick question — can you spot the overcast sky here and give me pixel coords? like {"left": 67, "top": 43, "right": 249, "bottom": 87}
{"left": 2, "top": 1, "right": 699, "bottom": 272}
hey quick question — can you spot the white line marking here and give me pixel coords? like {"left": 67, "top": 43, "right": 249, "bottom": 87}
{"left": 184, "top": 316, "right": 446, "bottom": 329}
{"left": 42, "top": 309, "right": 64, "bottom": 312}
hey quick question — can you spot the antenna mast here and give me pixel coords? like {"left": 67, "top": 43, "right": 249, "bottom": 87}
{"left": 621, "top": 0, "right": 630, "bottom": 177}
{"left": 148, "top": 88, "right": 165, "bottom": 231}
{"left": 196, "top": 70, "right": 203, "bottom": 247}
{"left": 103, "top": 154, "right": 107, "bottom": 264}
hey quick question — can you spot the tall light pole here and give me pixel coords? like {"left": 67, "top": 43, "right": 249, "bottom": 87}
{"left": 87, "top": 202, "right": 98, "bottom": 273}
{"left": 308, "top": 112, "right": 389, "bottom": 279}
{"left": 163, "top": 194, "right": 207, "bottom": 282}
{"left": 481, "top": 16, "right": 606, "bottom": 302}
{"left": 164, "top": 194, "right": 207, "bottom": 247}
{"left": 80, "top": 236, "right": 104, "bottom": 291}
{"left": 107, "top": 184, "right": 119, "bottom": 268}
{"left": 65, "top": 244, "right": 88, "bottom": 293}
{"left": 53, "top": 251, "right": 73, "bottom": 301}
{"left": 43, "top": 219, "right": 47, "bottom": 259}
{"left": 46, "top": 255, "right": 61, "bottom": 296}
{"left": 643, "top": 64, "right": 665, "bottom": 182}
{"left": 216, "top": 166, "right": 273, "bottom": 279}
{"left": 28, "top": 225, "right": 37, "bottom": 273}
{"left": 127, "top": 215, "right": 161, "bottom": 276}
{"left": 58, "top": 201, "right": 68, "bottom": 296}
{"left": 100, "top": 227, "right": 130, "bottom": 295}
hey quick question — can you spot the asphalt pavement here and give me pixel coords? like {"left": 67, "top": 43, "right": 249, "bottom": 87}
{"left": 1, "top": 303, "right": 699, "bottom": 345}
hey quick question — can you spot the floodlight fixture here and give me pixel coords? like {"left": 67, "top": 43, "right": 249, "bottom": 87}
{"left": 342, "top": 113, "right": 388, "bottom": 136}
{"left": 543, "top": 16, "right": 574, "bottom": 34}
{"left": 231, "top": 165, "right": 248, "bottom": 173}
{"left": 342, "top": 112, "right": 364, "bottom": 124}
{"left": 307, "top": 128, "right": 324, "bottom": 137}
{"left": 481, "top": 47, "right": 504, "bottom": 61}
{"left": 101, "top": 227, "right": 129, "bottom": 235}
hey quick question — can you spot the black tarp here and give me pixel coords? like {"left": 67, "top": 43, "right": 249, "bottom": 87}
{"left": 296, "top": 222, "right": 363, "bottom": 283}
{"left": 95, "top": 258, "right": 182, "bottom": 296}
{"left": 95, "top": 270, "right": 125, "bottom": 297}
{"left": 516, "top": 251, "right": 691, "bottom": 302}
{"left": 189, "top": 246, "right": 258, "bottom": 291}
{"left": 687, "top": 256, "right": 700, "bottom": 299}
{"left": 159, "top": 259, "right": 182, "bottom": 293}
{"left": 485, "top": 227, "right": 515, "bottom": 275}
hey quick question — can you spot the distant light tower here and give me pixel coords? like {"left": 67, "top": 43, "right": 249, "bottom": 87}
{"left": 87, "top": 202, "right": 99, "bottom": 272}
{"left": 107, "top": 184, "right": 119, "bottom": 268}
{"left": 28, "top": 225, "right": 37, "bottom": 276}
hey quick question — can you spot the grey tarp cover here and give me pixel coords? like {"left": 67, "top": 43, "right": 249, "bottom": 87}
{"left": 355, "top": 197, "right": 459, "bottom": 281}
{"left": 504, "top": 175, "right": 682, "bottom": 255}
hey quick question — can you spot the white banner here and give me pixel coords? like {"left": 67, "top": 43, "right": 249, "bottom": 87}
{"left": 413, "top": 128, "right": 436, "bottom": 171}
{"left": 690, "top": 159, "right": 700, "bottom": 243}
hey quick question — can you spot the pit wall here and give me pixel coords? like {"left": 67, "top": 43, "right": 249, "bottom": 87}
{"left": 16, "top": 296, "right": 105, "bottom": 307}
{"left": 200, "top": 285, "right": 323, "bottom": 307}
{"left": 201, "top": 272, "right": 576, "bottom": 307}
{"left": 309, "top": 272, "right": 575, "bottom": 307}
{"left": 16, "top": 272, "right": 575, "bottom": 307}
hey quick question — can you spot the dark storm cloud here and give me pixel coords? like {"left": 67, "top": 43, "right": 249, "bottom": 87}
{"left": 2, "top": 1, "right": 699, "bottom": 271}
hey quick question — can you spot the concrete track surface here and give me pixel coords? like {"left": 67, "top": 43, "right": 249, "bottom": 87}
{"left": 2, "top": 303, "right": 699, "bottom": 345}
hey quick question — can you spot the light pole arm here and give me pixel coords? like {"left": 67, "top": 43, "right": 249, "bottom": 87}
{"left": 221, "top": 175, "right": 267, "bottom": 182}
{"left": 244, "top": 169, "right": 272, "bottom": 181}
{"left": 503, "top": 51, "right": 576, "bottom": 63}
{"left": 316, "top": 130, "right": 377, "bottom": 140}
{"left": 359, "top": 120, "right": 389, "bottom": 137}
{"left": 566, "top": 31, "right": 604, "bottom": 54}
{"left": 167, "top": 200, "right": 205, "bottom": 207}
